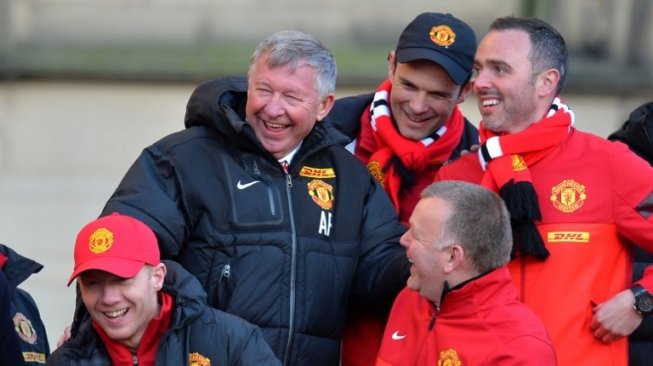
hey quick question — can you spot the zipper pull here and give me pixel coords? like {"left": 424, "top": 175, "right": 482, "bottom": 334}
{"left": 220, "top": 264, "right": 231, "bottom": 280}
{"left": 428, "top": 306, "right": 439, "bottom": 331}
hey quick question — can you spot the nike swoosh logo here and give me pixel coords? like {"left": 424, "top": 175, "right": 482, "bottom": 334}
{"left": 236, "top": 180, "right": 261, "bottom": 189}
{"left": 391, "top": 331, "right": 406, "bottom": 340}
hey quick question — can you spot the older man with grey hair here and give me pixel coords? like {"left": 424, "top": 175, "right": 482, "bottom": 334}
{"left": 87, "top": 30, "right": 410, "bottom": 366}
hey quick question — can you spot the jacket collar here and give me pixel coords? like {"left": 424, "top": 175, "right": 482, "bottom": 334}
{"left": 439, "top": 267, "right": 515, "bottom": 315}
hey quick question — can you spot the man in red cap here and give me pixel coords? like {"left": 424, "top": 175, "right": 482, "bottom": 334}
{"left": 48, "top": 213, "right": 280, "bottom": 366}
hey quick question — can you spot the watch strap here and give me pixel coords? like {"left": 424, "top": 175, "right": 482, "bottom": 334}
{"left": 631, "top": 284, "right": 653, "bottom": 316}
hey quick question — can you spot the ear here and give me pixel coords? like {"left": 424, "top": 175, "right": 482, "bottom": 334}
{"left": 455, "top": 81, "right": 474, "bottom": 104}
{"left": 442, "top": 244, "right": 465, "bottom": 274}
{"left": 387, "top": 51, "right": 397, "bottom": 79}
{"left": 536, "top": 68, "right": 561, "bottom": 97}
{"left": 151, "top": 263, "right": 167, "bottom": 291}
{"left": 316, "top": 93, "right": 335, "bottom": 122}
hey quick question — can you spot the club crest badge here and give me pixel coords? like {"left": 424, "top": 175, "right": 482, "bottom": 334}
{"left": 189, "top": 352, "right": 211, "bottom": 366}
{"left": 437, "top": 348, "right": 461, "bottom": 366}
{"left": 367, "top": 161, "right": 385, "bottom": 186}
{"left": 307, "top": 180, "right": 334, "bottom": 211}
{"left": 13, "top": 312, "right": 37, "bottom": 344}
{"left": 550, "top": 179, "right": 587, "bottom": 213}
{"left": 430, "top": 25, "right": 456, "bottom": 47}
{"left": 89, "top": 227, "right": 114, "bottom": 254}
{"left": 512, "top": 154, "right": 527, "bottom": 171}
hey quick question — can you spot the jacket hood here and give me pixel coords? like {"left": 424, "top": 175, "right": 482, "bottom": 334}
{"left": 160, "top": 260, "right": 206, "bottom": 329}
{"left": 184, "top": 77, "right": 248, "bottom": 130}
{"left": 608, "top": 102, "right": 653, "bottom": 165}
{"left": 0, "top": 243, "right": 43, "bottom": 289}
{"left": 183, "top": 77, "right": 270, "bottom": 156}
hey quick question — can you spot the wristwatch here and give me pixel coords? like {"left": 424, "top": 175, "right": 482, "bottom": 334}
{"left": 631, "top": 284, "right": 653, "bottom": 316}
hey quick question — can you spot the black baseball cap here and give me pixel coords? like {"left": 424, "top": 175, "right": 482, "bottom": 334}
{"left": 395, "top": 12, "right": 477, "bottom": 85}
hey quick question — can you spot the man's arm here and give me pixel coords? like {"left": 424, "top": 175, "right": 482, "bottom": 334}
{"left": 350, "top": 175, "right": 409, "bottom": 307}
{"left": 591, "top": 144, "right": 653, "bottom": 341}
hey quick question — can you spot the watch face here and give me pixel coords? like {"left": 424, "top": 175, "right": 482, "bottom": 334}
{"left": 637, "top": 294, "right": 653, "bottom": 313}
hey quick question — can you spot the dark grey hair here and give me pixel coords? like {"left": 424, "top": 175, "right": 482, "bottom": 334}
{"left": 489, "top": 16, "right": 568, "bottom": 95}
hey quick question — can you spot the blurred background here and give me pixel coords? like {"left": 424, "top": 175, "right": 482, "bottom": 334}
{"left": 1, "top": 0, "right": 651, "bottom": 350}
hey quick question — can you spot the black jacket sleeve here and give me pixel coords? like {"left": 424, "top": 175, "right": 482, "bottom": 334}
{"left": 350, "top": 174, "right": 410, "bottom": 308}
{"left": 0, "top": 270, "right": 26, "bottom": 366}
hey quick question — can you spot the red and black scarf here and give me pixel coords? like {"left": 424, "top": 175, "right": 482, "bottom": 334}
{"left": 478, "top": 97, "right": 574, "bottom": 260}
{"left": 363, "top": 79, "right": 465, "bottom": 210}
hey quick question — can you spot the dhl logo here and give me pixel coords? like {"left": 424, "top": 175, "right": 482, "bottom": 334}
{"left": 299, "top": 166, "right": 336, "bottom": 179}
{"left": 547, "top": 231, "right": 590, "bottom": 243}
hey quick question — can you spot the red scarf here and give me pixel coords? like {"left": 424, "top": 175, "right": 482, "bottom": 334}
{"left": 478, "top": 97, "right": 574, "bottom": 259}
{"left": 94, "top": 291, "right": 174, "bottom": 366}
{"left": 363, "top": 79, "right": 465, "bottom": 210}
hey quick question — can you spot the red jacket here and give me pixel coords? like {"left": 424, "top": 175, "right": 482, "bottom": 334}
{"left": 436, "top": 128, "right": 653, "bottom": 365}
{"left": 376, "top": 267, "right": 556, "bottom": 365}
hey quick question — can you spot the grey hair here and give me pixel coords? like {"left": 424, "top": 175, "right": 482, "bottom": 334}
{"left": 489, "top": 16, "right": 568, "bottom": 95}
{"left": 421, "top": 181, "right": 512, "bottom": 273}
{"left": 248, "top": 30, "right": 337, "bottom": 100}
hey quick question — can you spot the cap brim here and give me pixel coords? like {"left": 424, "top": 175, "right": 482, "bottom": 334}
{"left": 67, "top": 257, "right": 145, "bottom": 286}
{"left": 396, "top": 48, "right": 468, "bottom": 85}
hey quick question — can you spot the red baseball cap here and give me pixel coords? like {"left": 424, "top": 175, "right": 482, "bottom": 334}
{"left": 68, "top": 213, "right": 160, "bottom": 286}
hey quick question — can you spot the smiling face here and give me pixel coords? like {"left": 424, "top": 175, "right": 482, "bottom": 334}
{"left": 473, "top": 29, "right": 548, "bottom": 133}
{"left": 388, "top": 54, "right": 471, "bottom": 140}
{"left": 78, "top": 263, "right": 165, "bottom": 351}
{"left": 399, "top": 196, "right": 453, "bottom": 303}
{"left": 246, "top": 53, "right": 334, "bottom": 159}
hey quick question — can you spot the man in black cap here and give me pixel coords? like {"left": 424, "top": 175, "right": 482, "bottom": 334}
{"left": 324, "top": 12, "right": 479, "bottom": 366}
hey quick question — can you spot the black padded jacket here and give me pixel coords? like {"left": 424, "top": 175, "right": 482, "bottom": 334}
{"left": 100, "top": 77, "right": 409, "bottom": 366}
{"left": 47, "top": 261, "right": 280, "bottom": 366}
